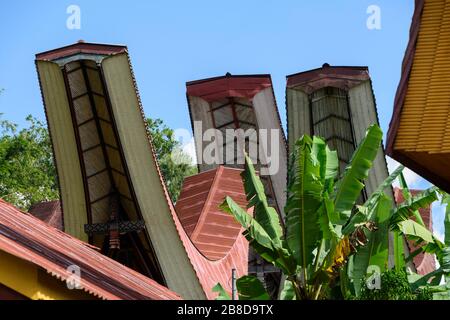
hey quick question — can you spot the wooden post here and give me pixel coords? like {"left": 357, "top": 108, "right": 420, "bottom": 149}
{"left": 231, "top": 268, "right": 237, "bottom": 300}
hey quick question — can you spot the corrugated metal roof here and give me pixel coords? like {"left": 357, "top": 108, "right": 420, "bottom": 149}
{"left": 186, "top": 72, "right": 288, "bottom": 214}
{"left": 34, "top": 42, "right": 252, "bottom": 299}
{"left": 187, "top": 73, "right": 272, "bottom": 102}
{"left": 176, "top": 169, "right": 217, "bottom": 237}
{"left": 0, "top": 198, "right": 181, "bottom": 300}
{"left": 286, "top": 64, "right": 370, "bottom": 94}
{"left": 29, "top": 200, "right": 63, "bottom": 230}
{"left": 28, "top": 167, "right": 250, "bottom": 299}
{"left": 387, "top": 0, "right": 450, "bottom": 192}
{"left": 394, "top": 188, "right": 436, "bottom": 275}
{"left": 36, "top": 42, "right": 127, "bottom": 61}
{"left": 176, "top": 166, "right": 249, "bottom": 260}
{"left": 171, "top": 166, "right": 250, "bottom": 298}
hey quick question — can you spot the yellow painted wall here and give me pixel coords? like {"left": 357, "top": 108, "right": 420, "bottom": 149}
{"left": 0, "top": 250, "right": 96, "bottom": 300}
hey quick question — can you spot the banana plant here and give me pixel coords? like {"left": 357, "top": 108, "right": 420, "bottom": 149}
{"left": 218, "top": 124, "right": 396, "bottom": 299}
{"left": 215, "top": 124, "right": 444, "bottom": 299}
{"left": 388, "top": 174, "right": 443, "bottom": 267}
{"left": 404, "top": 192, "right": 450, "bottom": 299}
{"left": 349, "top": 170, "right": 440, "bottom": 297}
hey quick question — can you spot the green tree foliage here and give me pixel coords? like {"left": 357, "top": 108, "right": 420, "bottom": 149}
{"left": 0, "top": 114, "right": 196, "bottom": 210}
{"left": 0, "top": 115, "right": 58, "bottom": 210}
{"left": 146, "top": 118, "right": 197, "bottom": 202}
{"left": 359, "top": 269, "right": 432, "bottom": 300}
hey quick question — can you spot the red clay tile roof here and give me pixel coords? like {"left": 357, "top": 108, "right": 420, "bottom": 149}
{"left": 0, "top": 198, "right": 181, "bottom": 300}
{"left": 29, "top": 200, "right": 63, "bottom": 230}
{"left": 394, "top": 188, "right": 436, "bottom": 275}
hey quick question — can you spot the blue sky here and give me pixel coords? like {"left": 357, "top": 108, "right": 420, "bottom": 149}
{"left": 0, "top": 1, "right": 446, "bottom": 237}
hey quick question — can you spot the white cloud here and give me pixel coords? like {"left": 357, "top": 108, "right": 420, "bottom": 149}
{"left": 181, "top": 137, "right": 197, "bottom": 165}
{"left": 173, "top": 127, "right": 197, "bottom": 165}
{"left": 385, "top": 156, "right": 423, "bottom": 188}
{"left": 434, "top": 230, "right": 445, "bottom": 243}
{"left": 432, "top": 201, "right": 446, "bottom": 240}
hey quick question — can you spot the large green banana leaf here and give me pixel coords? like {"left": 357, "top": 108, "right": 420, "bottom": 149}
{"left": 390, "top": 187, "right": 438, "bottom": 226}
{"left": 399, "top": 172, "right": 425, "bottom": 226}
{"left": 350, "top": 193, "right": 391, "bottom": 296}
{"left": 285, "top": 135, "right": 324, "bottom": 269}
{"left": 333, "top": 124, "right": 383, "bottom": 222}
{"left": 279, "top": 279, "right": 296, "bottom": 300}
{"left": 365, "top": 165, "right": 403, "bottom": 209}
{"left": 396, "top": 219, "right": 435, "bottom": 243}
{"left": 312, "top": 137, "right": 338, "bottom": 192}
{"left": 392, "top": 170, "right": 429, "bottom": 271}
{"left": 389, "top": 186, "right": 440, "bottom": 266}
{"left": 242, "top": 154, "right": 283, "bottom": 245}
{"left": 393, "top": 230, "right": 405, "bottom": 271}
{"left": 236, "top": 275, "right": 270, "bottom": 300}
{"left": 343, "top": 165, "right": 403, "bottom": 236}
{"left": 318, "top": 192, "right": 339, "bottom": 241}
{"left": 220, "top": 196, "right": 297, "bottom": 275}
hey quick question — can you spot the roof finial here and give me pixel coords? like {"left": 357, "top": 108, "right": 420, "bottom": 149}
{"left": 322, "top": 63, "right": 330, "bottom": 68}
{"left": 77, "top": 39, "right": 85, "bottom": 43}
{"left": 225, "top": 72, "right": 232, "bottom": 77}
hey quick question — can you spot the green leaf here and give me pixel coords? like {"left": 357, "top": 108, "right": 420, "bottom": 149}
{"left": 393, "top": 230, "right": 405, "bottom": 271}
{"left": 397, "top": 219, "right": 434, "bottom": 243}
{"left": 318, "top": 193, "right": 339, "bottom": 240}
{"left": 285, "top": 135, "right": 324, "bottom": 269}
{"left": 220, "top": 196, "right": 296, "bottom": 275}
{"left": 242, "top": 154, "right": 283, "bottom": 245}
{"left": 220, "top": 196, "right": 275, "bottom": 253}
{"left": 325, "top": 147, "right": 339, "bottom": 188}
{"left": 212, "top": 283, "right": 231, "bottom": 300}
{"left": 390, "top": 187, "right": 438, "bottom": 226}
{"left": 333, "top": 124, "right": 383, "bottom": 222}
{"left": 279, "top": 280, "right": 296, "bottom": 300}
{"left": 364, "top": 164, "right": 403, "bottom": 210}
{"left": 236, "top": 276, "right": 270, "bottom": 300}
{"left": 342, "top": 205, "right": 370, "bottom": 235}
{"left": 409, "top": 269, "right": 444, "bottom": 292}
{"left": 442, "top": 194, "right": 450, "bottom": 247}
{"left": 351, "top": 193, "right": 391, "bottom": 296}
{"left": 398, "top": 172, "right": 425, "bottom": 227}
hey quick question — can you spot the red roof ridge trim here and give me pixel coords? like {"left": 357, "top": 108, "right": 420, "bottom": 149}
{"left": 186, "top": 74, "right": 272, "bottom": 102}
{"left": 36, "top": 42, "right": 127, "bottom": 61}
{"left": 286, "top": 65, "right": 370, "bottom": 93}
